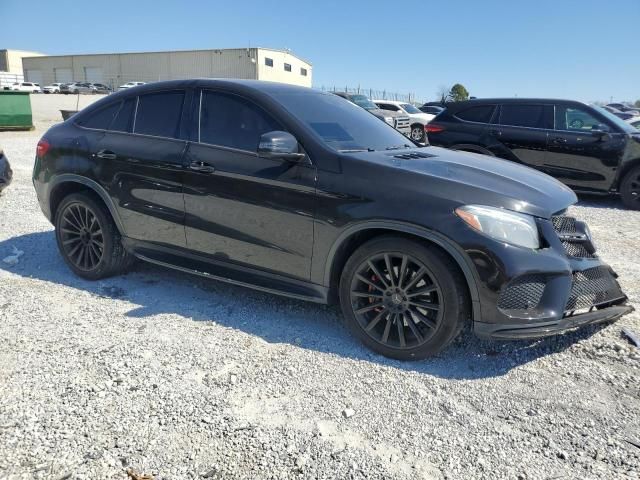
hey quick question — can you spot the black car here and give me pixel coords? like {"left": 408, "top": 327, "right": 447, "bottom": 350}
{"left": 426, "top": 98, "right": 640, "bottom": 209}
{"left": 0, "top": 150, "right": 12, "bottom": 193}
{"left": 32, "top": 80, "right": 632, "bottom": 360}
{"left": 419, "top": 105, "right": 444, "bottom": 115}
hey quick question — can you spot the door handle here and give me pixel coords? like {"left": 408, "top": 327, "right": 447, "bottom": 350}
{"left": 551, "top": 137, "right": 568, "bottom": 144}
{"left": 95, "top": 150, "right": 116, "bottom": 160}
{"left": 189, "top": 161, "right": 216, "bottom": 173}
{"left": 488, "top": 129, "right": 502, "bottom": 137}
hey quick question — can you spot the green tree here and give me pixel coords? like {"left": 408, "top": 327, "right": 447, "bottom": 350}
{"left": 449, "top": 84, "right": 470, "bottom": 102}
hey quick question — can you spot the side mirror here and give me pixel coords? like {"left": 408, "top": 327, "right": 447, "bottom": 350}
{"left": 257, "top": 131, "right": 305, "bottom": 161}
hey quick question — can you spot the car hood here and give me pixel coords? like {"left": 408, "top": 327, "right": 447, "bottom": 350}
{"left": 358, "top": 147, "right": 577, "bottom": 219}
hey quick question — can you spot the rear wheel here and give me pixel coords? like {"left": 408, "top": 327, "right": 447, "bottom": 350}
{"left": 620, "top": 165, "right": 640, "bottom": 210}
{"left": 410, "top": 124, "right": 425, "bottom": 143}
{"left": 55, "top": 192, "right": 133, "bottom": 280}
{"left": 339, "top": 237, "right": 468, "bottom": 360}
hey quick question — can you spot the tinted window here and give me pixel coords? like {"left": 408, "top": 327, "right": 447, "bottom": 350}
{"left": 77, "top": 102, "right": 121, "bottom": 129}
{"left": 556, "top": 106, "right": 602, "bottom": 131}
{"left": 265, "top": 57, "right": 273, "bottom": 67}
{"left": 456, "top": 105, "right": 495, "bottom": 123}
{"left": 500, "top": 104, "right": 547, "bottom": 128}
{"left": 199, "top": 91, "right": 282, "bottom": 151}
{"left": 134, "top": 91, "right": 185, "bottom": 138}
{"left": 284, "top": 63, "right": 292, "bottom": 72}
{"left": 110, "top": 98, "right": 136, "bottom": 133}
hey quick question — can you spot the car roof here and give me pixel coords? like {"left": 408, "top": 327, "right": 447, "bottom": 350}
{"left": 444, "top": 98, "right": 591, "bottom": 107}
{"left": 120, "top": 78, "right": 317, "bottom": 96}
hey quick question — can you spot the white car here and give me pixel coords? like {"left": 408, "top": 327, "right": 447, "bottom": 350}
{"left": 43, "top": 83, "right": 63, "bottom": 94}
{"left": 118, "top": 81, "right": 146, "bottom": 90}
{"left": 374, "top": 100, "right": 435, "bottom": 143}
{"left": 10, "top": 82, "right": 41, "bottom": 93}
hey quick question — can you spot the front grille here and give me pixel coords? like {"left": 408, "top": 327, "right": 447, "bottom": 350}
{"left": 395, "top": 116, "right": 411, "bottom": 129}
{"left": 551, "top": 215, "right": 597, "bottom": 258}
{"left": 498, "top": 274, "right": 547, "bottom": 311}
{"left": 565, "top": 266, "right": 624, "bottom": 311}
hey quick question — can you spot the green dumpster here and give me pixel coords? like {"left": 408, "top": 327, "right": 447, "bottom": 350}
{"left": 0, "top": 91, "right": 34, "bottom": 130}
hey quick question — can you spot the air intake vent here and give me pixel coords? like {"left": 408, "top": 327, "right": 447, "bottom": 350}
{"left": 392, "top": 152, "right": 433, "bottom": 160}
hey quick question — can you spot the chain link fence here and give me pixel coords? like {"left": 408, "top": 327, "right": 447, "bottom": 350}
{"left": 315, "top": 85, "right": 424, "bottom": 105}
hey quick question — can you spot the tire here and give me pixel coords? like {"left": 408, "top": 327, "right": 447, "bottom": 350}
{"left": 54, "top": 192, "right": 134, "bottom": 280}
{"left": 339, "top": 236, "right": 469, "bottom": 360}
{"left": 410, "top": 124, "right": 425, "bottom": 143}
{"left": 620, "top": 165, "right": 640, "bottom": 210}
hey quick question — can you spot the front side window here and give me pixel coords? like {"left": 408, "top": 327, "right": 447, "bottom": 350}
{"left": 556, "top": 106, "right": 602, "bottom": 131}
{"left": 77, "top": 102, "right": 121, "bottom": 130}
{"left": 134, "top": 90, "right": 185, "bottom": 139}
{"left": 199, "top": 91, "right": 282, "bottom": 152}
{"left": 456, "top": 105, "right": 495, "bottom": 123}
{"left": 284, "top": 63, "right": 292, "bottom": 72}
{"left": 499, "top": 104, "right": 548, "bottom": 128}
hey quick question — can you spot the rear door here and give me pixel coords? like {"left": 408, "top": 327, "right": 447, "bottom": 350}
{"left": 182, "top": 89, "right": 316, "bottom": 280}
{"left": 93, "top": 90, "right": 190, "bottom": 248}
{"left": 493, "top": 103, "right": 553, "bottom": 171}
{"left": 545, "top": 104, "right": 624, "bottom": 192}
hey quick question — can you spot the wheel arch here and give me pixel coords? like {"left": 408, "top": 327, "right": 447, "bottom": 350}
{"left": 323, "top": 221, "right": 481, "bottom": 320}
{"left": 49, "top": 174, "right": 125, "bottom": 234}
{"left": 615, "top": 157, "right": 640, "bottom": 190}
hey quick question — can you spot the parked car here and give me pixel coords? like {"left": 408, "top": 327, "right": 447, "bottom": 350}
{"left": 60, "top": 82, "right": 95, "bottom": 94}
{"left": 601, "top": 105, "right": 637, "bottom": 121}
{"left": 11, "top": 82, "right": 41, "bottom": 93}
{"left": 0, "top": 150, "right": 12, "bottom": 194}
{"left": 43, "top": 83, "right": 63, "bottom": 94}
{"left": 419, "top": 105, "right": 445, "bottom": 116}
{"left": 375, "top": 100, "right": 435, "bottom": 142}
{"left": 427, "top": 98, "right": 640, "bottom": 209}
{"left": 118, "top": 81, "right": 146, "bottom": 90}
{"left": 32, "top": 80, "right": 632, "bottom": 359}
{"left": 332, "top": 92, "right": 411, "bottom": 136}
{"left": 607, "top": 103, "right": 640, "bottom": 116}
{"left": 630, "top": 118, "right": 640, "bottom": 130}
{"left": 91, "top": 83, "right": 112, "bottom": 94}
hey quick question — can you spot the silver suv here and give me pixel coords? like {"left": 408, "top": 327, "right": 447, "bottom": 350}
{"left": 333, "top": 92, "right": 411, "bottom": 137}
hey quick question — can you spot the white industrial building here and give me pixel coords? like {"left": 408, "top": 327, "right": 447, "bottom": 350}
{"left": 21, "top": 47, "right": 312, "bottom": 89}
{"left": 0, "top": 49, "right": 45, "bottom": 87}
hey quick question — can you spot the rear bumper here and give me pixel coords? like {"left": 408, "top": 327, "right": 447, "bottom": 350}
{"left": 475, "top": 304, "right": 633, "bottom": 339}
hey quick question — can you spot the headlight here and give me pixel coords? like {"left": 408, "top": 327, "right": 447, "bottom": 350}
{"left": 384, "top": 116, "right": 394, "bottom": 126}
{"left": 455, "top": 205, "right": 540, "bottom": 249}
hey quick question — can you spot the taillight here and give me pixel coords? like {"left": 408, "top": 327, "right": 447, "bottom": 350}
{"left": 36, "top": 138, "right": 50, "bottom": 158}
{"left": 425, "top": 124, "right": 445, "bottom": 133}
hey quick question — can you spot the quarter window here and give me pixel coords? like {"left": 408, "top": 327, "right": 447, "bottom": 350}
{"left": 301, "top": 67, "right": 307, "bottom": 76}
{"left": 499, "top": 104, "right": 548, "bottom": 128}
{"left": 265, "top": 57, "right": 273, "bottom": 67}
{"left": 199, "top": 91, "right": 282, "bottom": 152}
{"left": 76, "top": 102, "right": 121, "bottom": 130}
{"left": 134, "top": 90, "right": 185, "bottom": 139}
{"left": 455, "top": 105, "right": 495, "bottom": 123}
{"left": 284, "top": 63, "right": 292, "bottom": 72}
{"left": 555, "top": 106, "right": 603, "bottom": 131}
{"left": 110, "top": 98, "right": 136, "bottom": 133}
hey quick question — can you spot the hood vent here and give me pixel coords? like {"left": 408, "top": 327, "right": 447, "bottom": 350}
{"left": 391, "top": 152, "right": 434, "bottom": 160}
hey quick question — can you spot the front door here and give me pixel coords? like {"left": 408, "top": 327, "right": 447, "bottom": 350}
{"left": 545, "top": 104, "right": 624, "bottom": 193}
{"left": 182, "top": 90, "right": 316, "bottom": 280}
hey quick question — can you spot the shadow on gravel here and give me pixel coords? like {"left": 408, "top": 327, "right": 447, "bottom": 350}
{"left": 575, "top": 194, "right": 625, "bottom": 210}
{"left": 1, "top": 231, "right": 608, "bottom": 380}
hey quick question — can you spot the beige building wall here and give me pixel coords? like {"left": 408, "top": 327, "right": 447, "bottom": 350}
{"left": 0, "top": 49, "right": 45, "bottom": 74}
{"left": 256, "top": 49, "right": 312, "bottom": 87}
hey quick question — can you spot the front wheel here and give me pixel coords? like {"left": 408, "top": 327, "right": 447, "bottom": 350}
{"left": 620, "top": 165, "right": 640, "bottom": 210}
{"left": 410, "top": 125, "right": 425, "bottom": 143}
{"left": 339, "top": 237, "right": 469, "bottom": 360}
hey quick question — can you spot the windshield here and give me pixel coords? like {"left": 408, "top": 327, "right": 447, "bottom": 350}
{"left": 591, "top": 105, "right": 638, "bottom": 133}
{"left": 349, "top": 94, "right": 378, "bottom": 111}
{"left": 274, "top": 91, "right": 415, "bottom": 152}
{"left": 401, "top": 103, "right": 421, "bottom": 114}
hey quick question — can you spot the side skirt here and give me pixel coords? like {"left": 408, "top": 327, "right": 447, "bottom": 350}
{"left": 122, "top": 238, "right": 329, "bottom": 304}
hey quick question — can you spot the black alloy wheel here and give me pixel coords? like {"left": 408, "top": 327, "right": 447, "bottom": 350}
{"left": 349, "top": 252, "right": 443, "bottom": 349}
{"left": 621, "top": 165, "right": 640, "bottom": 210}
{"left": 59, "top": 202, "right": 105, "bottom": 271}
{"left": 340, "top": 237, "right": 468, "bottom": 360}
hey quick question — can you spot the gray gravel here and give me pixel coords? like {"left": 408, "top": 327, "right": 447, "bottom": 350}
{"left": 0, "top": 97, "right": 639, "bottom": 479}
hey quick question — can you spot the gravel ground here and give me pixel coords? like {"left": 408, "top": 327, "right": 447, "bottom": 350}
{"left": 0, "top": 95, "right": 639, "bottom": 480}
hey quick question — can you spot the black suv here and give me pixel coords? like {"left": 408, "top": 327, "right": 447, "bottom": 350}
{"left": 427, "top": 99, "right": 640, "bottom": 209}
{"left": 33, "top": 80, "right": 631, "bottom": 360}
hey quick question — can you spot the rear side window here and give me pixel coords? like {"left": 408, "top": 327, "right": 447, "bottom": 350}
{"left": 134, "top": 90, "right": 185, "bottom": 139}
{"left": 499, "top": 104, "right": 548, "bottom": 128}
{"left": 77, "top": 102, "right": 121, "bottom": 130}
{"left": 199, "top": 91, "right": 282, "bottom": 152}
{"left": 110, "top": 98, "right": 136, "bottom": 133}
{"left": 455, "top": 105, "right": 495, "bottom": 123}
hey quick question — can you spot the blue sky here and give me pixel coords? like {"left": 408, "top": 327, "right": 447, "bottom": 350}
{"left": 1, "top": 0, "right": 638, "bottom": 103}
